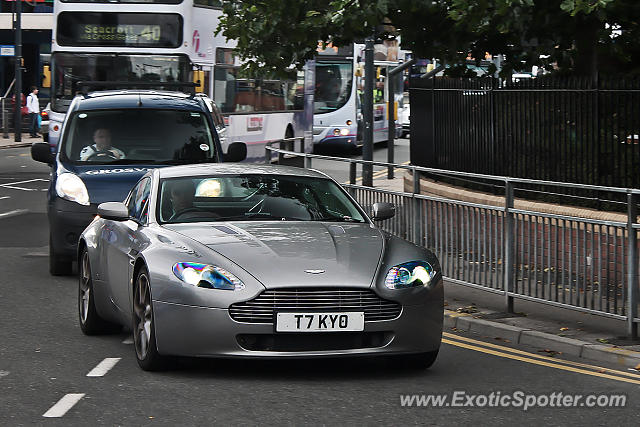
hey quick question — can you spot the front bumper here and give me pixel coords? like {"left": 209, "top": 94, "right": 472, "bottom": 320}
{"left": 153, "top": 298, "right": 443, "bottom": 358}
{"left": 49, "top": 197, "right": 97, "bottom": 259}
{"left": 313, "top": 135, "right": 359, "bottom": 148}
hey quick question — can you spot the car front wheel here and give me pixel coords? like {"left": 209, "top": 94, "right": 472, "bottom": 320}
{"left": 133, "top": 266, "right": 168, "bottom": 371}
{"left": 78, "top": 248, "right": 119, "bottom": 335}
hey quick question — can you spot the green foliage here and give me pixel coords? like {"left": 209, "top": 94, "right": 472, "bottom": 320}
{"left": 217, "top": 0, "right": 640, "bottom": 78}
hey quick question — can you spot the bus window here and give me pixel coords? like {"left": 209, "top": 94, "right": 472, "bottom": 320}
{"left": 214, "top": 66, "right": 304, "bottom": 114}
{"left": 314, "top": 61, "right": 353, "bottom": 114}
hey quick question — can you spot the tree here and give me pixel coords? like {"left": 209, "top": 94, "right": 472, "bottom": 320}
{"left": 217, "top": 1, "right": 640, "bottom": 78}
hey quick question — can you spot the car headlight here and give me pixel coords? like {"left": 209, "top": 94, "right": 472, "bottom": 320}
{"left": 172, "top": 262, "right": 245, "bottom": 290}
{"left": 384, "top": 261, "right": 436, "bottom": 290}
{"left": 56, "top": 173, "right": 89, "bottom": 206}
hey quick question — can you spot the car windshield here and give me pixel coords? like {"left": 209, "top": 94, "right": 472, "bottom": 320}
{"left": 62, "top": 109, "right": 218, "bottom": 164}
{"left": 158, "top": 174, "right": 366, "bottom": 224}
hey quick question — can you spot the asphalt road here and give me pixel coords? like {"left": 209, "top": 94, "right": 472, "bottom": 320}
{"left": 0, "top": 146, "right": 638, "bottom": 425}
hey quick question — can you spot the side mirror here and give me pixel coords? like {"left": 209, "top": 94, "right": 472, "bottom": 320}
{"left": 97, "top": 202, "right": 129, "bottom": 221}
{"left": 371, "top": 202, "right": 396, "bottom": 221}
{"left": 223, "top": 141, "right": 247, "bottom": 162}
{"left": 31, "top": 142, "right": 54, "bottom": 165}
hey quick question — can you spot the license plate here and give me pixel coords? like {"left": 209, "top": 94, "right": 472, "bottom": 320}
{"left": 276, "top": 312, "right": 364, "bottom": 332}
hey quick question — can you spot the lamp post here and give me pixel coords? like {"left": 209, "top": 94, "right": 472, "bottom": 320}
{"left": 14, "top": 0, "right": 23, "bottom": 142}
{"left": 362, "top": 35, "right": 374, "bottom": 187}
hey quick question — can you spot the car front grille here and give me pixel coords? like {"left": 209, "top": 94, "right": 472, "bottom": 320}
{"left": 229, "top": 288, "right": 402, "bottom": 324}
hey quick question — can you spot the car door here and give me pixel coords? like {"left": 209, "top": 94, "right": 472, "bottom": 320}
{"left": 105, "top": 177, "right": 151, "bottom": 320}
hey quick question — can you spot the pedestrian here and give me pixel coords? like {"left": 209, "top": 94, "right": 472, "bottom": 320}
{"left": 26, "top": 86, "right": 40, "bottom": 137}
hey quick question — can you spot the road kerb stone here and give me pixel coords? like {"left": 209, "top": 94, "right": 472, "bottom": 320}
{"left": 0, "top": 142, "right": 31, "bottom": 149}
{"left": 444, "top": 311, "right": 640, "bottom": 368}
{"left": 581, "top": 344, "right": 640, "bottom": 369}
{"left": 443, "top": 310, "right": 472, "bottom": 330}
{"left": 455, "top": 316, "right": 527, "bottom": 343}
{"left": 519, "top": 330, "right": 586, "bottom": 357}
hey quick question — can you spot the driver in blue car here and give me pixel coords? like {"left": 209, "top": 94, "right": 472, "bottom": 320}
{"left": 79, "top": 128, "right": 126, "bottom": 161}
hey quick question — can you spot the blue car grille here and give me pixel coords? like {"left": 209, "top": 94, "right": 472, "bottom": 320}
{"left": 229, "top": 288, "right": 402, "bottom": 324}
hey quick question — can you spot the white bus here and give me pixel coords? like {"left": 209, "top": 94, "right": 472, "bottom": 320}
{"left": 313, "top": 42, "right": 405, "bottom": 150}
{"left": 49, "top": 0, "right": 314, "bottom": 162}
{"left": 48, "top": 0, "right": 194, "bottom": 147}
{"left": 189, "top": 3, "right": 314, "bottom": 162}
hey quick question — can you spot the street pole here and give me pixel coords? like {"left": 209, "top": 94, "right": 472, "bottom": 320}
{"left": 387, "top": 69, "right": 394, "bottom": 179}
{"left": 387, "top": 58, "right": 416, "bottom": 179}
{"left": 14, "top": 0, "right": 22, "bottom": 142}
{"left": 362, "top": 36, "right": 374, "bottom": 187}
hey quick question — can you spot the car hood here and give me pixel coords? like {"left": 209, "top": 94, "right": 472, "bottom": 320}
{"left": 61, "top": 163, "right": 161, "bottom": 205}
{"left": 165, "top": 222, "right": 384, "bottom": 288}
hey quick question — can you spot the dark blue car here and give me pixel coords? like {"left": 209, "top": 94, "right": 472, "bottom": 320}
{"left": 31, "top": 90, "right": 246, "bottom": 275}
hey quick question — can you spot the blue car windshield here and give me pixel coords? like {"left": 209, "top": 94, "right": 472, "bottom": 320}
{"left": 158, "top": 174, "right": 366, "bottom": 224}
{"left": 62, "top": 109, "right": 218, "bottom": 164}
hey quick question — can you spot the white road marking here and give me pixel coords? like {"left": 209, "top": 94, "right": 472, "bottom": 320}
{"left": 0, "top": 178, "right": 49, "bottom": 192}
{"left": 0, "top": 196, "right": 9, "bottom": 200}
{"left": 0, "top": 185, "right": 38, "bottom": 191}
{"left": 86, "top": 357, "right": 121, "bottom": 377}
{"left": 42, "top": 393, "right": 85, "bottom": 418}
{"left": 0, "top": 370, "right": 9, "bottom": 378}
{"left": 0, "top": 209, "right": 28, "bottom": 219}
{"left": 122, "top": 336, "right": 133, "bottom": 344}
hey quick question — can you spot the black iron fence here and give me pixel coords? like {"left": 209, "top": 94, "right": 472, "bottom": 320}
{"left": 410, "top": 76, "right": 640, "bottom": 207}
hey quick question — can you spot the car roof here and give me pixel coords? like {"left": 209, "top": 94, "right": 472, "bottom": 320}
{"left": 71, "top": 90, "right": 205, "bottom": 112}
{"left": 155, "top": 164, "right": 330, "bottom": 180}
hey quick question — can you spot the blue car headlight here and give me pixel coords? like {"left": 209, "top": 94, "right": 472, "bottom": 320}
{"left": 173, "top": 262, "right": 245, "bottom": 290}
{"left": 384, "top": 261, "right": 436, "bottom": 290}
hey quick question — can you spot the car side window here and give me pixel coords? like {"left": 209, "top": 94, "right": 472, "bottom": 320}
{"left": 128, "top": 178, "right": 151, "bottom": 223}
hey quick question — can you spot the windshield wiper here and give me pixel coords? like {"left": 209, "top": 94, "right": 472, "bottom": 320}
{"left": 211, "top": 212, "right": 295, "bottom": 221}
{"left": 80, "top": 159, "right": 151, "bottom": 165}
{"left": 154, "top": 159, "right": 216, "bottom": 165}
{"left": 317, "top": 215, "right": 364, "bottom": 223}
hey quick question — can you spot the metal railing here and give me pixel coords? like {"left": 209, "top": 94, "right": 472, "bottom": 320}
{"left": 410, "top": 76, "right": 640, "bottom": 194}
{"left": 265, "top": 139, "right": 640, "bottom": 338}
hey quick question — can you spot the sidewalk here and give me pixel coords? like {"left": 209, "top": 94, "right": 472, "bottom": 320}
{"left": 369, "top": 170, "right": 640, "bottom": 369}
{"left": 0, "top": 133, "right": 43, "bottom": 149}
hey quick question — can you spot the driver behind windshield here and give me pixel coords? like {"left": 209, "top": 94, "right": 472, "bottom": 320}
{"left": 169, "top": 179, "right": 196, "bottom": 220}
{"left": 79, "top": 128, "right": 126, "bottom": 161}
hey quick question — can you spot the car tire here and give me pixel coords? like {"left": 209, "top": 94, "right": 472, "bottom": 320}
{"left": 78, "top": 248, "right": 120, "bottom": 335}
{"left": 133, "top": 266, "right": 168, "bottom": 371}
{"left": 395, "top": 350, "right": 439, "bottom": 370}
{"left": 49, "top": 235, "right": 72, "bottom": 276}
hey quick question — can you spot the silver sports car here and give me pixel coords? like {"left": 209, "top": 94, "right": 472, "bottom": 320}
{"left": 78, "top": 164, "right": 443, "bottom": 370}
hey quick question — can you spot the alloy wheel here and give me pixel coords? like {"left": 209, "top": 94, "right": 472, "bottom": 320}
{"left": 133, "top": 272, "right": 153, "bottom": 360}
{"left": 79, "top": 251, "right": 91, "bottom": 324}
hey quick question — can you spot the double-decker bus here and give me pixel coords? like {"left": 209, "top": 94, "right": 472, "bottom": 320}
{"left": 189, "top": 3, "right": 314, "bottom": 162}
{"left": 49, "top": 0, "right": 314, "bottom": 162}
{"left": 313, "top": 41, "right": 405, "bottom": 150}
{"left": 49, "top": 0, "right": 193, "bottom": 146}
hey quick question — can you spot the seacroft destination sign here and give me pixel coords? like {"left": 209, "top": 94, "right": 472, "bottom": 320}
{"left": 56, "top": 12, "right": 183, "bottom": 48}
